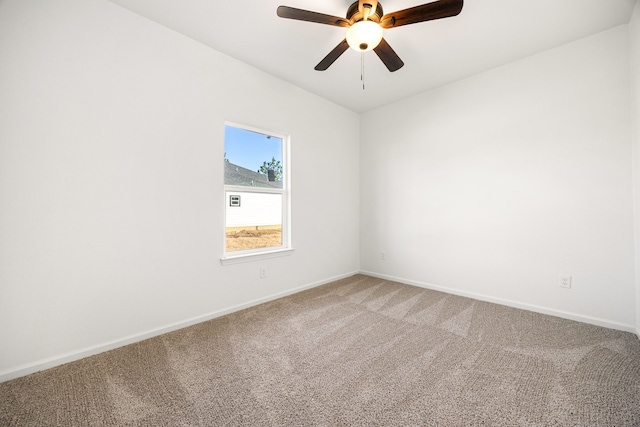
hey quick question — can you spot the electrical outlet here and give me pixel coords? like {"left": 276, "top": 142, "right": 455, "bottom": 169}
{"left": 559, "top": 274, "right": 571, "bottom": 289}
{"left": 380, "top": 251, "right": 386, "bottom": 261}
{"left": 260, "top": 266, "right": 267, "bottom": 278}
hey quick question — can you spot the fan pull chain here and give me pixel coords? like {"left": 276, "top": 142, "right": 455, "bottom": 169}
{"left": 361, "top": 52, "right": 365, "bottom": 90}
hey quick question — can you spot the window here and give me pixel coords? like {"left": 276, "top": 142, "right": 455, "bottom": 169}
{"left": 221, "top": 123, "right": 291, "bottom": 263}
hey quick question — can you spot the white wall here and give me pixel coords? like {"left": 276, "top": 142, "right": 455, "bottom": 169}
{"left": 0, "top": 0, "right": 360, "bottom": 381}
{"left": 360, "top": 25, "right": 636, "bottom": 331}
{"left": 631, "top": 0, "right": 640, "bottom": 336}
{"left": 225, "top": 192, "right": 281, "bottom": 228}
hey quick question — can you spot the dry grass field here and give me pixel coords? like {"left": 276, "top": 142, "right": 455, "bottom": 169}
{"left": 225, "top": 225, "right": 282, "bottom": 252}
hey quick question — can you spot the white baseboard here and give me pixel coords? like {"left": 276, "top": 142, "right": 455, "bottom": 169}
{"left": 360, "top": 270, "right": 638, "bottom": 335}
{"left": 0, "top": 271, "right": 359, "bottom": 384}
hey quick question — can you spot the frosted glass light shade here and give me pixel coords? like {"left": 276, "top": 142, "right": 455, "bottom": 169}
{"left": 346, "top": 21, "right": 383, "bottom": 52}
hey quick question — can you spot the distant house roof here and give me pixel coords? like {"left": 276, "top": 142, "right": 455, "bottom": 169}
{"left": 224, "top": 161, "right": 281, "bottom": 189}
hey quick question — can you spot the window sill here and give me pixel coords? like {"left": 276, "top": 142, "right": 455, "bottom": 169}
{"left": 220, "top": 248, "right": 295, "bottom": 266}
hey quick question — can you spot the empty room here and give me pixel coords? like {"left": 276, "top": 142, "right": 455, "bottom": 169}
{"left": 1, "top": 0, "right": 640, "bottom": 425}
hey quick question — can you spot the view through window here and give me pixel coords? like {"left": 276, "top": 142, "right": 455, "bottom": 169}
{"left": 224, "top": 124, "right": 288, "bottom": 255}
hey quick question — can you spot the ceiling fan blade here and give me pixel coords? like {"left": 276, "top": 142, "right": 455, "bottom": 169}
{"left": 277, "top": 6, "right": 350, "bottom": 27}
{"left": 373, "top": 38, "right": 404, "bottom": 72}
{"left": 315, "top": 39, "right": 350, "bottom": 71}
{"left": 380, "top": 0, "right": 463, "bottom": 29}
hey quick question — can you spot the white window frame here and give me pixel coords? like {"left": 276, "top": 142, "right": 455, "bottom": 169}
{"left": 220, "top": 122, "right": 293, "bottom": 265}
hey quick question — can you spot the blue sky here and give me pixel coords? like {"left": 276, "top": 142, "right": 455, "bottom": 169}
{"left": 224, "top": 125, "right": 282, "bottom": 172}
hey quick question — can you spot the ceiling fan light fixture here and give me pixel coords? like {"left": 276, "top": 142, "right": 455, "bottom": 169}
{"left": 346, "top": 20, "right": 383, "bottom": 52}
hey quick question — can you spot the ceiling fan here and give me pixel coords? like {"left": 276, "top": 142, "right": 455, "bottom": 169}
{"left": 277, "top": 0, "right": 463, "bottom": 72}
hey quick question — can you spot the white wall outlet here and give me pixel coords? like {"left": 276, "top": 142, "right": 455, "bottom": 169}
{"left": 380, "top": 251, "right": 386, "bottom": 261}
{"left": 559, "top": 274, "right": 571, "bottom": 289}
{"left": 260, "top": 266, "right": 267, "bottom": 278}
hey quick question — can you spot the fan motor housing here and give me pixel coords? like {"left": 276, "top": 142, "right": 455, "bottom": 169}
{"left": 347, "top": 1, "right": 384, "bottom": 23}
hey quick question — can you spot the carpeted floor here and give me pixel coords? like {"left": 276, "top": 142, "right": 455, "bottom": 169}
{"left": 1, "top": 274, "right": 640, "bottom": 426}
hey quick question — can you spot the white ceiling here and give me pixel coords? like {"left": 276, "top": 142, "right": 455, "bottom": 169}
{"left": 108, "top": 0, "right": 636, "bottom": 113}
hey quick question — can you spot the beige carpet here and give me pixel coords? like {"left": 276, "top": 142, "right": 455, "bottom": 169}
{"left": 2, "top": 274, "right": 640, "bottom": 426}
